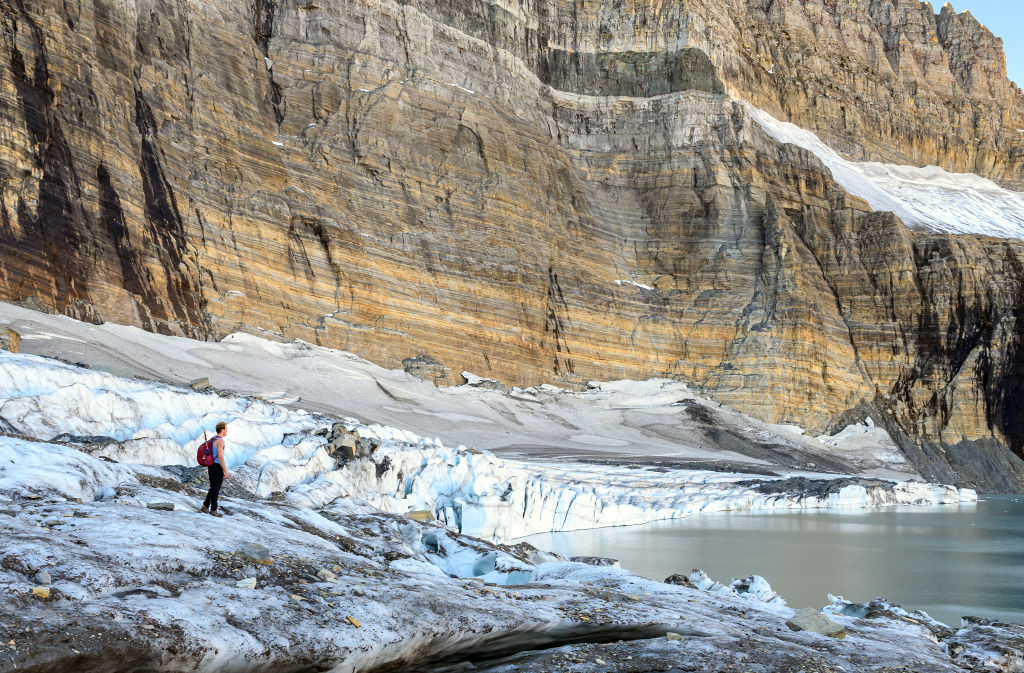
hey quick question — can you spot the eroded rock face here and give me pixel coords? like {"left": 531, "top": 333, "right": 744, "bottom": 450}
{"left": 0, "top": 0, "right": 1021, "bottom": 483}
{"left": 690, "top": 0, "right": 1024, "bottom": 190}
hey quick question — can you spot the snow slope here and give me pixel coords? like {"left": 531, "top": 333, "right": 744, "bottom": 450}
{"left": 745, "top": 104, "right": 1024, "bottom": 240}
{"left": 3, "top": 451, "right": 993, "bottom": 673}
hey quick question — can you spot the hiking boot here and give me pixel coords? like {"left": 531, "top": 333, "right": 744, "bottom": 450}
{"left": 199, "top": 506, "right": 210, "bottom": 514}
{"left": 209, "top": 510, "right": 223, "bottom": 518}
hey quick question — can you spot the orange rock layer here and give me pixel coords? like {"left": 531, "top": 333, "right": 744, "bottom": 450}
{"left": 0, "top": 0, "right": 1021, "bottom": 487}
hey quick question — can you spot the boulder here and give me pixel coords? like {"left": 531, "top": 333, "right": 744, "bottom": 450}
{"left": 0, "top": 327, "right": 20, "bottom": 353}
{"left": 31, "top": 587, "right": 49, "bottom": 599}
{"left": 570, "top": 556, "right": 619, "bottom": 567}
{"left": 356, "top": 435, "right": 379, "bottom": 456}
{"left": 64, "top": 299, "right": 103, "bottom": 325}
{"left": 34, "top": 571, "right": 52, "bottom": 585}
{"left": 404, "top": 509, "right": 435, "bottom": 523}
{"left": 237, "top": 542, "right": 274, "bottom": 566}
{"left": 327, "top": 428, "right": 379, "bottom": 461}
{"left": 328, "top": 431, "right": 358, "bottom": 459}
{"left": 13, "top": 296, "right": 55, "bottom": 314}
{"left": 664, "top": 573, "right": 697, "bottom": 588}
{"left": 786, "top": 608, "right": 847, "bottom": 638}
{"left": 146, "top": 502, "right": 176, "bottom": 511}
{"left": 189, "top": 377, "right": 212, "bottom": 391}
{"left": 402, "top": 355, "right": 456, "bottom": 386}
{"left": 235, "top": 577, "right": 257, "bottom": 589}
{"left": 461, "top": 372, "right": 510, "bottom": 393}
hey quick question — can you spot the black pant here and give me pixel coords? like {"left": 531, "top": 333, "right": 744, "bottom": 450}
{"left": 203, "top": 463, "right": 224, "bottom": 511}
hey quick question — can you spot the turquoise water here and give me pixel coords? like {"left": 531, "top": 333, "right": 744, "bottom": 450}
{"left": 525, "top": 496, "right": 1024, "bottom": 626}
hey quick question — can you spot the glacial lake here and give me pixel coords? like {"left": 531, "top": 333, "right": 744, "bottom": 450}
{"left": 524, "top": 495, "right": 1024, "bottom": 627}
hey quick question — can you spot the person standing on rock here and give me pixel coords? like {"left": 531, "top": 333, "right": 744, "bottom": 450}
{"left": 200, "top": 422, "right": 230, "bottom": 517}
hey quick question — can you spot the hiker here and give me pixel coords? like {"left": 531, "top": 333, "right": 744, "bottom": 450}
{"left": 200, "top": 421, "right": 230, "bottom": 517}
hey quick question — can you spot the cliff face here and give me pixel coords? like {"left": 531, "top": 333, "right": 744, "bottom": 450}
{"left": 693, "top": 0, "right": 1024, "bottom": 189}
{"left": 0, "top": 0, "right": 1022, "bottom": 488}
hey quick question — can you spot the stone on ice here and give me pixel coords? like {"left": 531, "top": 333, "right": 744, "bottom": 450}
{"left": 570, "top": 556, "right": 619, "bottom": 567}
{"left": 664, "top": 573, "right": 697, "bottom": 588}
{"left": 189, "top": 377, "right": 212, "bottom": 391}
{"left": 405, "top": 509, "right": 435, "bottom": 522}
{"left": 0, "top": 327, "right": 20, "bottom": 353}
{"left": 237, "top": 543, "right": 274, "bottom": 565}
{"left": 786, "top": 608, "right": 847, "bottom": 637}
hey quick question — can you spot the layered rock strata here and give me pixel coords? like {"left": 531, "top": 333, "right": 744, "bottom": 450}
{"left": 0, "top": 0, "right": 1021, "bottom": 486}
{"left": 694, "top": 0, "right": 1024, "bottom": 189}
{"left": 392, "top": 0, "right": 1024, "bottom": 187}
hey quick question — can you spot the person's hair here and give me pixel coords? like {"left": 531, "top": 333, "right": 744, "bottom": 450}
{"left": 216, "top": 421, "right": 227, "bottom": 433}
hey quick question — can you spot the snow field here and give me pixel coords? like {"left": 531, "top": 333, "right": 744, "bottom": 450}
{"left": 745, "top": 103, "right": 1024, "bottom": 240}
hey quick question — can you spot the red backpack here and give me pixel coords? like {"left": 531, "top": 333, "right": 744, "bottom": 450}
{"left": 196, "top": 433, "right": 216, "bottom": 467}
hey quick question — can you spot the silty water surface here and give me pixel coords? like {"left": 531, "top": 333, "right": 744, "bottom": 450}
{"left": 525, "top": 495, "right": 1024, "bottom": 626}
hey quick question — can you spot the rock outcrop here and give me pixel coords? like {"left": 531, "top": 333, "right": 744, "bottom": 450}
{"left": 0, "top": 0, "right": 1021, "bottom": 485}
{"left": 693, "top": 0, "right": 1024, "bottom": 189}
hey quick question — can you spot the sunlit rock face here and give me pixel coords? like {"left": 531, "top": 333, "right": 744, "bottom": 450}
{"left": 0, "top": 0, "right": 1022, "bottom": 482}
{"left": 690, "top": 0, "right": 1024, "bottom": 190}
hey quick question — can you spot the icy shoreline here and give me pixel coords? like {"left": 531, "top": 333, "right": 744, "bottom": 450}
{"left": 0, "top": 348, "right": 1020, "bottom": 672}
{"left": 325, "top": 431, "right": 976, "bottom": 542}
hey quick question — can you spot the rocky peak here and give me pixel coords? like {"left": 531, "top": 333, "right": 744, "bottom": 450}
{"left": 936, "top": 4, "right": 1010, "bottom": 96}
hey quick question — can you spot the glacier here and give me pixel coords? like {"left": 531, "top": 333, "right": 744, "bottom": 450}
{"left": 0, "top": 349, "right": 975, "bottom": 544}
{"left": 745, "top": 103, "right": 1024, "bottom": 240}
{"left": 0, "top": 315, "right": 1018, "bottom": 673}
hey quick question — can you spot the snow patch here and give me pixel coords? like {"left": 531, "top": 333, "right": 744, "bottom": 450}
{"left": 614, "top": 279, "right": 654, "bottom": 291}
{"left": 745, "top": 103, "right": 1024, "bottom": 240}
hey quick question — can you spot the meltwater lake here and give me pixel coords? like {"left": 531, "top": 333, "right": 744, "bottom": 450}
{"left": 525, "top": 495, "right": 1024, "bottom": 627}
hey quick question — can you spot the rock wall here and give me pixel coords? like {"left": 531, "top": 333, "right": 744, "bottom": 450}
{"left": 691, "top": 0, "right": 1024, "bottom": 189}
{"left": 401, "top": 0, "right": 1024, "bottom": 187}
{"left": 0, "top": 0, "right": 1021, "bottom": 487}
